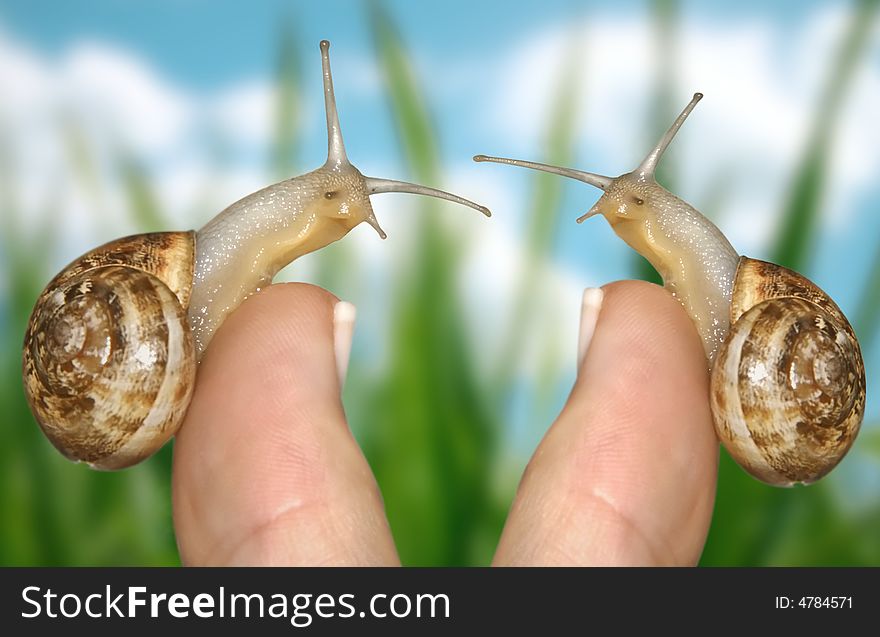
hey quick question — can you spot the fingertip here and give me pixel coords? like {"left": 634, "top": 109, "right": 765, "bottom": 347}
{"left": 204, "top": 282, "right": 339, "bottom": 357}
{"left": 173, "top": 283, "right": 397, "bottom": 565}
{"left": 496, "top": 280, "right": 718, "bottom": 565}
{"left": 600, "top": 279, "right": 706, "bottom": 362}
{"left": 578, "top": 280, "right": 717, "bottom": 528}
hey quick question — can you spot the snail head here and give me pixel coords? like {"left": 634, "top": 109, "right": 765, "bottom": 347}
{"left": 307, "top": 40, "right": 489, "bottom": 246}
{"left": 473, "top": 93, "right": 704, "bottom": 228}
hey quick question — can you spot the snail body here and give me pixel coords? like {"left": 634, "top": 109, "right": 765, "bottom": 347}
{"left": 23, "top": 40, "right": 490, "bottom": 470}
{"left": 475, "top": 93, "right": 865, "bottom": 486}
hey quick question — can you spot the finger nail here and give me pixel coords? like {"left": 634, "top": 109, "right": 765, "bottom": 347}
{"left": 577, "top": 287, "right": 604, "bottom": 373}
{"left": 333, "top": 301, "right": 356, "bottom": 389}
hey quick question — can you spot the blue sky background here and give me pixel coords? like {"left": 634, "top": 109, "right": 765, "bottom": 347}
{"left": 2, "top": 0, "right": 879, "bottom": 499}
{"left": 1, "top": 1, "right": 845, "bottom": 90}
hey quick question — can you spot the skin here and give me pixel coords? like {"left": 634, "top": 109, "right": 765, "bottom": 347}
{"left": 172, "top": 279, "right": 717, "bottom": 566}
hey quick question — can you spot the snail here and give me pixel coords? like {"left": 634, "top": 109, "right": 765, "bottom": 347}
{"left": 475, "top": 93, "right": 865, "bottom": 487}
{"left": 22, "top": 40, "right": 490, "bottom": 470}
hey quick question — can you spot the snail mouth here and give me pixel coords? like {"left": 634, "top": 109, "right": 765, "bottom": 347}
{"left": 322, "top": 214, "right": 361, "bottom": 233}
{"left": 329, "top": 211, "right": 386, "bottom": 239}
{"left": 607, "top": 214, "right": 632, "bottom": 230}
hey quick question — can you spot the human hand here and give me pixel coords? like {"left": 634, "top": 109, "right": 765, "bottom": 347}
{"left": 172, "top": 281, "right": 718, "bottom": 565}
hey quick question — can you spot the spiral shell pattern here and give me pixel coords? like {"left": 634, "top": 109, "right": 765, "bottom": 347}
{"left": 710, "top": 258, "right": 865, "bottom": 485}
{"left": 22, "top": 232, "right": 196, "bottom": 469}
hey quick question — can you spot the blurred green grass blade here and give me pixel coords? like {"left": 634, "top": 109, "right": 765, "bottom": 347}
{"left": 700, "top": 452, "right": 775, "bottom": 565}
{"left": 632, "top": 0, "right": 679, "bottom": 284}
{"left": 0, "top": 246, "right": 177, "bottom": 565}
{"left": 647, "top": 0, "right": 679, "bottom": 188}
{"left": 1, "top": 194, "right": 61, "bottom": 544}
{"left": 853, "top": 240, "right": 880, "bottom": 352}
{"left": 0, "top": 135, "right": 65, "bottom": 563}
{"left": 861, "top": 425, "right": 880, "bottom": 459}
{"left": 729, "top": 0, "right": 880, "bottom": 565}
{"left": 770, "top": 141, "right": 827, "bottom": 271}
{"left": 754, "top": 484, "right": 863, "bottom": 565}
{"left": 491, "top": 34, "right": 582, "bottom": 399}
{"left": 631, "top": 254, "right": 662, "bottom": 285}
{"left": 308, "top": 240, "right": 359, "bottom": 299}
{"left": 63, "top": 115, "right": 107, "bottom": 217}
{"left": 367, "top": 0, "right": 501, "bottom": 565}
{"left": 369, "top": 2, "right": 439, "bottom": 178}
{"left": 1, "top": 117, "right": 178, "bottom": 565}
{"left": 0, "top": 130, "right": 20, "bottom": 240}
{"left": 700, "top": 454, "right": 851, "bottom": 565}
{"left": 270, "top": 20, "right": 301, "bottom": 180}
{"left": 116, "top": 149, "right": 165, "bottom": 231}
{"left": 2, "top": 0, "right": 877, "bottom": 569}
{"left": 771, "top": 0, "right": 878, "bottom": 270}
{"left": 529, "top": 297, "right": 566, "bottom": 427}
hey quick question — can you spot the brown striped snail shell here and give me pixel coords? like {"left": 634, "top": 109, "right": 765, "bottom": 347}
{"left": 710, "top": 258, "right": 865, "bottom": 485}
{"left": 20, "top": 40, "right": 489, "bottom": 470}
{"left": 23, "top": 232, "right": 196, "bottom": 470}
{"left": 476, "top": 93, "right": 865, "bottom": 486}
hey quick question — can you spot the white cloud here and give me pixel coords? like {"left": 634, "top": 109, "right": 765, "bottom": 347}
{"left": 2, "top": 5, "right": 879, "bottom": 390}
{"left": 207, "top": 80, "right": 275, "bottom": 150}
{"left": 0, "top": 27, "right": 53, "bottom": 119}
{"left": 479, "top": 5, "right": 880, "bottom": 256}
{"left": 62, "top": 41, "right": 193, "bottom": 155}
